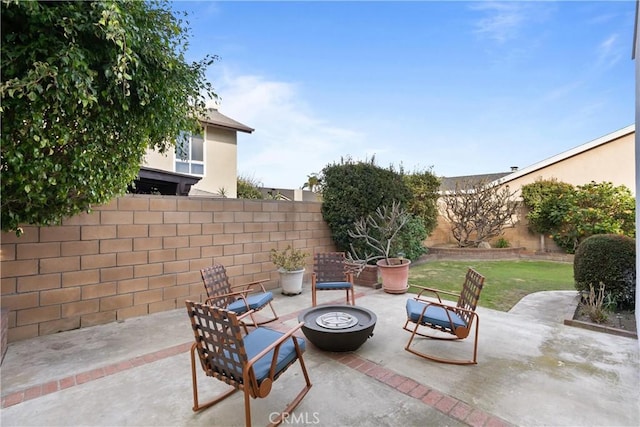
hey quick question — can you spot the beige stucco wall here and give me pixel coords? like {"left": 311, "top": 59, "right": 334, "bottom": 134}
{"left": 193, "top": 125, "right": 238, "bottom": 198}
{"left": 427, "top": 129, "right": 635, "bottom": 250}
{"left": 504, "top": 130, "right": 635, "bottom": 196}
{"left": 142, "top": 124, "right": 239, "bottom": 198}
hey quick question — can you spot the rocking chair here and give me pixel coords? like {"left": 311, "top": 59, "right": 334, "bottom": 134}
{"left": 311, "top": 252, "right": 355, "bottom": 307}
{"left": 185, "top": 301, "right": 312, "bottom": 427}
{"left": 201, "top": 264, "right": 279, "bottom": 326}
{"left": 403, "top": 268, "right": 485, "bottom": 365}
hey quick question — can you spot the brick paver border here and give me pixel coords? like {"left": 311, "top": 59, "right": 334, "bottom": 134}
{"left": 1, "top": 294, "right": 513, "bottom": 427}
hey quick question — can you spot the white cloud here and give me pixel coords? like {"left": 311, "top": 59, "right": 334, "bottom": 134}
{"left": 597, "top": 33, "right": 622, "bottom": 68}
{"left": 211, "top": 70, "right": 366, "bottom": 188}
{"left": 472, "top": 1, "right": 526, "bottom": 44}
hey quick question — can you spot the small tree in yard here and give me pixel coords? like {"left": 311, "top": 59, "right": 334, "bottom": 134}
{"left": 441, "top": 179, "right": 519, "bottom": 247}
{"left": 1, "top": 0, "right": 215, "bottom": 234}
{"left": 521, "top": 179, "right": 635, "bottom": 253}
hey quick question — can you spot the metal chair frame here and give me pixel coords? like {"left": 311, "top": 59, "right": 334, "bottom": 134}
{"left": 185, "top": 301, "right": 312, "bottom": 427}
{"left": 201, "top": 264, "right": 279, "bottom": 326}
{"left": 403, "top": 268, "right": 485, "bottom": 365}
{"left": 311, "top": 252, "right": 355, "bottom": 307}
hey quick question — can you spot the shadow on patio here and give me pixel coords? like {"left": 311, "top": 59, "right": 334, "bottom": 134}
{"left": 1, "top": 285, "right": 638, "bottom": 426}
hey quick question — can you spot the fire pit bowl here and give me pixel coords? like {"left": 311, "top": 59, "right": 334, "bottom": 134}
{"left": 298, "top": 305, "right": 377, "bottom": 352}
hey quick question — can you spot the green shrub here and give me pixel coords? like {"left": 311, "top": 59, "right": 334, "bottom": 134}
{"left": 391, "top": 215, "right": 428, "bottom": 261}
{"left": 321, "top": 158, "right": 411, "bottom": 254}
{"left": 237, "top": 175, "right": 263, "bottom": 199}
{"left": 573, "top": 234, "right": 635, "bottom": 310}
{"left": 402, "top": 167, "right": 440, "bottom": 236}
{"left": 522, "top": 180, "right": 635, "bottom": 253}
{"left": 494, "top": 237, "right": 510, "bottom": 248}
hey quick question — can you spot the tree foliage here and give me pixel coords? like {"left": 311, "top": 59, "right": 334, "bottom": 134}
{"left": 402, "top": 167, "right": 440, "bottom": 236}
{"left": 521, "top": 180, "right": 635, "bottom": 253}
{"left": 320, "top": 157, "right": 412, "bottom": 256}
{"left": 237, "top": 174, "right": 263, "bottom": 199}
{"left": 1, "top": 0, "right": 215, "bottom": 233}
{"left": 440, "top": 179, "right": 519, "bottom": 247}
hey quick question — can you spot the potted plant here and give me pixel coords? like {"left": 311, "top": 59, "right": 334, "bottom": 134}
{"left": 270, "top": 245, "right": 308, "bottom": 295}
{"left": 348, "top": 201, "right": 411, "bottom": 294}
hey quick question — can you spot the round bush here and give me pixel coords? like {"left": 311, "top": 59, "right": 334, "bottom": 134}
{"left": 573, "top": 234, "right": 636, "bottom": 310}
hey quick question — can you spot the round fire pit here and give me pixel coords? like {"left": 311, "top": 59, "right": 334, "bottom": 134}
{"left": 298, "top": 305, "right": 377, "bottom": 352}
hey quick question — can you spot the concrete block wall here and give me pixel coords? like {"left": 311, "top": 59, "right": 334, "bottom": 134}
{"left": 0, "top": 195, "right": 335, "bottom": 343}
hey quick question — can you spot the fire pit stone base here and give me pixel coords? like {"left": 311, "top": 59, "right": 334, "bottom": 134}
{"left": 297, "top": 305, "right": 377, "bottom": 352}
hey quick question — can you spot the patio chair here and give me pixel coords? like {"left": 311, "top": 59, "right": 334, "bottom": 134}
{"left": 201, "top": 264, "right": 278, "bottom": 326}
{"left": 311, "top": 252, "right": 356, "bottom": 307}
{"left": 403, "top": 267, "right": 485, "bottom": 365}
{"left": 185, "top": 301, "right": 312, "bottom": 427}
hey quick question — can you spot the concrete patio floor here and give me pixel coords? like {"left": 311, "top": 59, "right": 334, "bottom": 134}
{"left": 1, "top": 285, "right": 638, "bottom": 427}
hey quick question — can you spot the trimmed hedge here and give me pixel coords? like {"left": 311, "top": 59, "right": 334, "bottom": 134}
{"left": 573, "top": 234, "right": 636, "bottom": 310}
{"left": 320, "top": 159, "right": 411, "bottom": 256}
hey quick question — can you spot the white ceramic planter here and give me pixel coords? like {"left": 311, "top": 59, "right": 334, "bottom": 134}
{"left": 279, "top": 268, "right": 305, "bottom": 295}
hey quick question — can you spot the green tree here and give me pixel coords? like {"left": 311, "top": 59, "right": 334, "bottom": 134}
{"left": 301, "top": 173, "right": 322, "bottom": 192}
{"left": 520, "top": 179, "right": 575, "bottom": 235}
{"left": 321, "top": 157, "right": 412, "bottom": 255}
{"left": 1, "top": 0, "right": 215, "bottom": 233}
{"left": 237, "top": 174, "right": 263, "bottom": 199}
{"left": 521, "top": 180, "right": 635, "bottom": 253}
{"left": 402, "top": 167, "right": 440, "bottom": 236}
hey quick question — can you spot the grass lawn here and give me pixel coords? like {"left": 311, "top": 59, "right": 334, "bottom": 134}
{"left": 408, "top": 260, "right": 575, "bottom": 312}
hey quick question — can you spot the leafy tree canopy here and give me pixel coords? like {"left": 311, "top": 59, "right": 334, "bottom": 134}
{"left": 1, "top": 0, "right": 216, "bottom": 233}
{"left": 521, "top": 179, "right": 635, "bottom": 253}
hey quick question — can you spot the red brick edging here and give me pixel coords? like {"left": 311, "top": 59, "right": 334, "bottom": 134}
{"left": 1, "top": 296, "right": 512, "bottom": 427}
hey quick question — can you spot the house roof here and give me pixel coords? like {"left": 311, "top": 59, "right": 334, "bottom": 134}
{"left": 493, "top": 124, "right": 635, "bottom": 186}
{"left": 439, "top": 172, "right": 512, "bottom": 192}
{"left": 200, "top": 109, "right": 254, "bottom": 134}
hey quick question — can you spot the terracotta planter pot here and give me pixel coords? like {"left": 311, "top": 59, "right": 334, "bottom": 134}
{"left": 376, "top": 258, "right": 411, "bottom": 294}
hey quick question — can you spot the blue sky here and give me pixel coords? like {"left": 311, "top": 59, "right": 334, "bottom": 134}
{"left": 173, "top": 1, "right": 635, "bottom": 189}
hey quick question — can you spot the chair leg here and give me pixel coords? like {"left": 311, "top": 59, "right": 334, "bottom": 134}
{"left": 403, "top": 320, "right": 479, "bottom": 365}
{"left": 241, "top": 302, "right": 280, "bottom": 327}
{"left": 190, "top": 343, "right": 238, "bottom": 412}
{"left": 312, "top": 287, "right": 317, "bottom": 307}
{"left": 349, "top": 287, "right": 355, "bottom": 305}
{"left": 267, "top": 344, "right": 313, "bottom": 427}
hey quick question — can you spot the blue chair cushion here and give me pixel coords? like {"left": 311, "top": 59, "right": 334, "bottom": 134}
{"left": 406, "top": 298, "right": 467, "bottom": 331}
{"left": 315, "top": 281, "right": 352, "bottom": 290}
{"left": 243, "top": 327, "right": 306, "bottom": 382}
{"left": 228, "top": 292, "right": 273, "bottom": 314}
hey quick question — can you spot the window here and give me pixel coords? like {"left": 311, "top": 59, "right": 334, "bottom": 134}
{"left": 175, "top": 132, "right": 204, "bottom": 176}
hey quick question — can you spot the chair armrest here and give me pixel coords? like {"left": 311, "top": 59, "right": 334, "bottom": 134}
{"left": 244, "top": 322, "right": 306, "bottom": 388}
{"left": 230, "top": 279, "right": 270, "bottom": 293}
{"left": 205, "top": 289, "right": 252, "bottom": 303}
{"left": 413, "top": 285, "right": 460, "bottom": 303}
{"left": 415, "top": 299, "right": 479, "bottom": 330}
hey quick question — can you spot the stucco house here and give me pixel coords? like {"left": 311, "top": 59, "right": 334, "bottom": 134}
{"left": 494, "top": 124, "right": 635, "bottom": 196}
{"left": 141, "top": 107, "right": 254, "bottom": 198}
{"left": 429, "top": 124, "right": 636, "bottom": 249}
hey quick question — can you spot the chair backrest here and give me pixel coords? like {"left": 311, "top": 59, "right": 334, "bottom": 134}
{"left": 314, "top": 252, "right": 348, "bottom": 282}
{"left": 455, "top": 268, "right": 485, "bottom": 325}
{"left": 186, "top": 301, "right": 248, "bottom": 386}
{"left": 201, "top": 264, "right": 235, "bottom": 309}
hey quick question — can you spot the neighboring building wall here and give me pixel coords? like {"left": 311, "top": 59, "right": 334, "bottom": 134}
{"left": 0, "top": 196, "right": 334, "bottom": 343}
{"left": 429, "top": 128, "right": 636, "bottom": 248}
{"left": 142, "top": 124, "right": 241, "bottom": 198}
{"left": 503, "top": 128, "right": 635, "bottom": 196}
{"left": 425, "top": 206, "right": 562, "bottom": 252}
{"left": 193, "top": 125, "right": 238, "bottom": 198}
